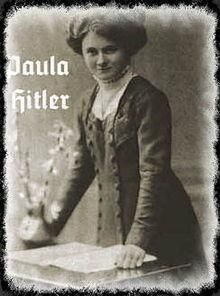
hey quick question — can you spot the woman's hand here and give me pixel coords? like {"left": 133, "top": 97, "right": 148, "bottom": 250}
{"left": 115, "top": 244, "right": 146, "bottom": 269}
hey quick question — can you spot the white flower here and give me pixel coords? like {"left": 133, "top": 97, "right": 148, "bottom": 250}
{"left": 19, "top": 192, "right": 25, "bottom": 199}
{"left": 59, "top": 134, "right": 65, "bottom": 144}
{"left": 48, "top": 147, "right": 59, "bottom": 155}
{"left": 52, "top": 167, "right": 59, "bottom": 176}
{"left": 73, "top": 151, "right": 80, "bottom": 158}
{"left": 41, "top": 159, "right": 54, "bottom": 172}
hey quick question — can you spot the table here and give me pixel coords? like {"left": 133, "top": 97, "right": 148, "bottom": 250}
{"left": 7, "top": 242, "right": 193, "bottom": 290}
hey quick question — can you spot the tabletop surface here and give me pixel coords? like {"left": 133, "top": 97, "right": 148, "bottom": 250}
{"left": 7, "top": 242, "right": 193, "bottom": 290}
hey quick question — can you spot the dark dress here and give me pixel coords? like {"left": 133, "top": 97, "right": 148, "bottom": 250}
{"left": 44, "top": 76, "right": 204, "bottom": 265}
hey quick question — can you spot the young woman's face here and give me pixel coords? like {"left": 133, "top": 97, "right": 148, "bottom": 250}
{"left": 82, "top": 31, "right": 129, "bottom": 82}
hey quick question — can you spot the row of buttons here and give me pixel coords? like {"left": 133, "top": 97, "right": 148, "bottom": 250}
{"left": 86, "top": 120, "right": 122, "bottom": 242}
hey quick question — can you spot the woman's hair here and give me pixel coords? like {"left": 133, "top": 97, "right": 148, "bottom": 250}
{"left": 66, "top": 9, "right": 147, "bottom": 56}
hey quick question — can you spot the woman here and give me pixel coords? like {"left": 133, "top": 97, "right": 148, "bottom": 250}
{"left": 39, "top": 10, "right": 204, "bottom": 269}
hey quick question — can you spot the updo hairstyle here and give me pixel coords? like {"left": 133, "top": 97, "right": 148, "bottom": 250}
{"left": 66, "top": 8, "right": 147, "bottom": 57}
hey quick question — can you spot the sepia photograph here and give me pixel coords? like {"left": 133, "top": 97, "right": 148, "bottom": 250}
{"left": 4, "top": 5, "right": 218, "bottom": 292}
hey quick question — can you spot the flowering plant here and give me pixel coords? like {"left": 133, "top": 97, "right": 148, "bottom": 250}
{"left": 18, "top": 120, "right": 73, "bottom": 243}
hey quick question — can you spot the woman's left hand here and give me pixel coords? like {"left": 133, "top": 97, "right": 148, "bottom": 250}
{"left": 115, "top": 244, "right": 146, "bottom": 269}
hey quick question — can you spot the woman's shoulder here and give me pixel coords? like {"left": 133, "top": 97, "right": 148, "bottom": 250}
{"left": 129, "top": 76, "right": 168, "bottom": 101}
{"left": 128, "top": 75, "right": 170, "bottom": 111}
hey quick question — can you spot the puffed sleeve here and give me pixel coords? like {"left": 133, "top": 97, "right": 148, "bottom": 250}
{"left": 125, "top": 88, "right": 172, "bottom": 251}
{"left": 43, "top": 96, "right": 95, "bottom": 236}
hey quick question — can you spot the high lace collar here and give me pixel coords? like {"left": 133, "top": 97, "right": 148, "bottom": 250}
{"left": 91, "top": 67, "right": 137, "bottom": 120}
{"left": 93, "top": 65, "right": 134, "bottom": 92}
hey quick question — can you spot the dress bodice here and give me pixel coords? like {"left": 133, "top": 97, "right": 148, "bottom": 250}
{"left": 87, "top": 100, "right": 124, "bottom": 246}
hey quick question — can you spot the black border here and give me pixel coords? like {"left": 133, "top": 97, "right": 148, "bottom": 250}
{"left": 0, "top": 0, "right": 219, "bottom": 295}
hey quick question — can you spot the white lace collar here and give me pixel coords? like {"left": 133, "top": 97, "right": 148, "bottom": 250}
{"left": 92, "top": 69, "right": 137, "bottom": 120}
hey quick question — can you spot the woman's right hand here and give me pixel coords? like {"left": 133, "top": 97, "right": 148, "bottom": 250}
{"left": 115, "top": 244, "right": 146, "bottom": 269}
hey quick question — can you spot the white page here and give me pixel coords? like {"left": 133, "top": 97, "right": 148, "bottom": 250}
{"left": 50, "top": 245, "right": 157, "bottom": 273}
{"left": 7, "top": 242, "right": 102, "bottom": 266}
